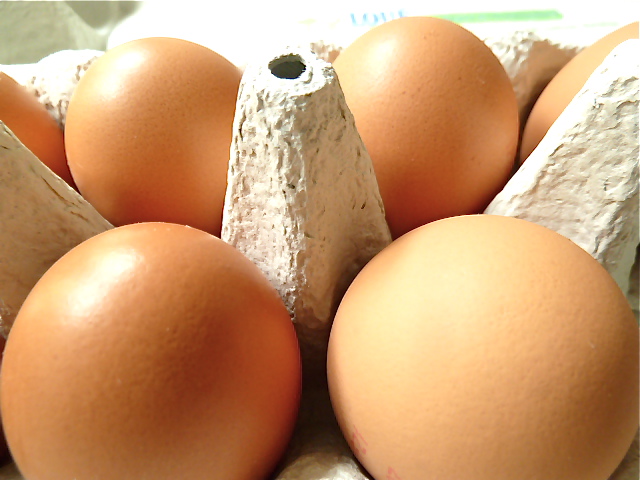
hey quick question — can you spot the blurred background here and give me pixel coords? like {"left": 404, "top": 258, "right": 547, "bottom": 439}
{"left": 1, "top": 0, "right": 638, "bottom": 67}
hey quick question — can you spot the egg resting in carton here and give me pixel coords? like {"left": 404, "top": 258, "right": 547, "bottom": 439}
{"left": 0, "top": 30, "right": 638, "bottom": 480}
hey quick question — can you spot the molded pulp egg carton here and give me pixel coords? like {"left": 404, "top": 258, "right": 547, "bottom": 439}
{"left": 0, "top": 3, "right": 638, "bottom": 480}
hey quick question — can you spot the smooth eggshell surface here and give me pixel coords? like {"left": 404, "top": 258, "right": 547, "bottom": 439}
{"left": 0, "top": 222, "right": 301, "bottom": 480}
{"left": 520, "top": 21, "right": 639, "bottom": 162}
{"left": 327, "top": 214, "right": 639, "bottom": 480}
{"left": 64, "top": 37, "right": 242, "bottom": 236}
{"left": 333, "top": 17, "right": 519, "bottom": 239}
{"left": 0, "top": 71, "right": 74, "bottom": 187}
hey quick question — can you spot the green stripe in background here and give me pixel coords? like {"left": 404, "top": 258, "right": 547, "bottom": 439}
{"left": 435, "top": 10, "right": 563, "bottom": 23}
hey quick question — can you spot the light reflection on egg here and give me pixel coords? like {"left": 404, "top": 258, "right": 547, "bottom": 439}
{"left": 328, "top": 214, "right": 639, "bottom": 480}
{"left": 65, "top": 37, "right": 242, "bottom": 237}
{"left": 0, "top": 222, "right": 302, "bottom": 480}
{"left": 333, "top": 16, "right": 520, "bottom": 239}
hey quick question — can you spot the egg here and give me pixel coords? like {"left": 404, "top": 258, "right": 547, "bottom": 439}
{"left": 327, "top": 214, "right": 639, "bottom": 480}
{"left": 0, "top": 71, "right": 74, "bottom": 187}
{"left": 0, "top": 222, "right": 301, "bottom": 480}
{"left": 64, "top": 37, "right": 242, "bottom": 237}
{"left": 520, "top": 22, "right": 639, "bottom": 162}
{"left": 332, "top": 17, "right": 519, "bottom": 239}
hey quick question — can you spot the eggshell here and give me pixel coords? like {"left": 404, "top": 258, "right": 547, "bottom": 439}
{"left": 327, "top": 214, "right": 639, "bottom": 480}
{"left": 0, "top": 222, "right": 301, "bottom": 480}
{"left": 520, "top": 22, "right": 639, "bottom": 162}
{"left": 64, "top": 37, "right": 242, "bottom": 236}
{"left": 332, "top": 17, "right": 519, "bottom": 238}
{"left": 0, "top": 71, "right": 74, "bottom": 187}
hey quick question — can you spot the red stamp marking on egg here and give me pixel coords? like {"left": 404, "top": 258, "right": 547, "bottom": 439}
{"left": 351, "top": 425, "right": 368, "bottom": 457}
{"left": 386, "top": 466, "right": 403, "bottom": 480}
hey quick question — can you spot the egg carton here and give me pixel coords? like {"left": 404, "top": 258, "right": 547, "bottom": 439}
{"left": 1, "top": 27, "right": 638, "bottom": 480}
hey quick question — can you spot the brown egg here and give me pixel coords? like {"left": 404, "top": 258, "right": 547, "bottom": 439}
{"left": 520, "top": 22, "right": 638, "bottom": 162}
{"left": 0, "top": 71, "right": 75, "bottom": 187}
{"left": 327, "top": 214, "right": 639, "bottom": 480}
{"left": 0, "top": 222, "right": 301, "bottom": 480}
{"left": 65, "top": 37, "right": 242, "bottom": 237}
{"left": 333, "top": 17, "right": 519, "bottom": 239}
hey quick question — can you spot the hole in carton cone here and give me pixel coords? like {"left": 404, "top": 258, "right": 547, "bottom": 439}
{"left": 269, "top": 54, "right": 306, "bottom": 79}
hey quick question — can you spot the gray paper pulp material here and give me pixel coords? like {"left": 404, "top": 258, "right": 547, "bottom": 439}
{"left": 485, "top": 40, "right": 639, "bottom": 310}
{"left": 221, "top": 47, "right": 392, "bottom": 479}
{"left": 0, "top": 7, "right": 638, "bottom": 480}
{"left": 0, "top": 123, "right": 113, "bottom": 337}
{"left": 221, "top": 47, "right": 392, "bottom": 369}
